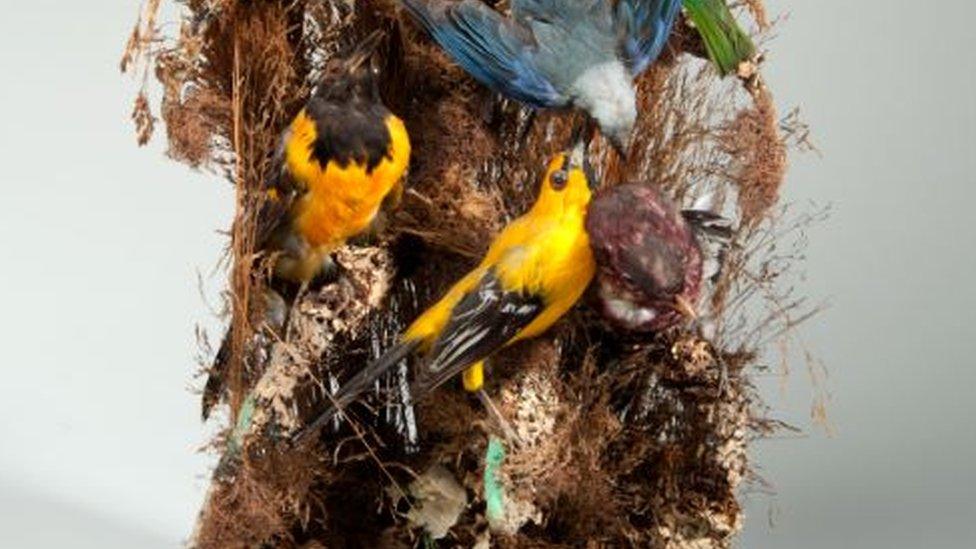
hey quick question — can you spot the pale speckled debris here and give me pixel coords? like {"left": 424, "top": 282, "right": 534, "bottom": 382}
{"left": 403, "top": 465, "right": 468, "bottom": 540}
{"left": 248, "top": 245, "right": 394, "bottom": 434}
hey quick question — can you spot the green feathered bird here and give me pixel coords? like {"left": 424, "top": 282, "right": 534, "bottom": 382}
{"left": 683, "top": 0, "right": 756, "bottom": 76}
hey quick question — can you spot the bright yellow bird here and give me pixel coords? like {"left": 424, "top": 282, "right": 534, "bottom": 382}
{"left": 295, "top": 137, "right": 596, "bottom": 442}
{"left": 202, "top": 32, "right": 411, "bottom": 420}
{"left": 258, "top": 35, "right": 411, "bottom": 284}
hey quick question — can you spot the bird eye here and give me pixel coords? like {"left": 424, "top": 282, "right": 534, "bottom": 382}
{"left": 551, "top": 170, "right": 568, "bottom": 190}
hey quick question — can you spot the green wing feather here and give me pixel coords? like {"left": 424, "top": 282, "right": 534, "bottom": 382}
{"left": 683, "top": 0, "right": 756, "bottom": 76}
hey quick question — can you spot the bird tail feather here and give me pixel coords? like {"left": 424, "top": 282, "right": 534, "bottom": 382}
{"left": 201, "top": 328, "right": 232, "bottom": 420}
{"left": 291, "top": 339, "right": 421, "bottom": 444}
{"left": 683, "top": 207, "right": 734, "bottom": 283}
{"left": 682, "top": 208, "right": 733, "bottom": 243}
{"left": 203, "top": 289, "right": 287, "bottom": 421}
{"left": 399, "top": 0, "right": 562, "bottom": 107}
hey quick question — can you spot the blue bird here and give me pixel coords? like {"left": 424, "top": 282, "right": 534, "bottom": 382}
{"left": 400, "top": 0, "right": 682, "bottom": 153}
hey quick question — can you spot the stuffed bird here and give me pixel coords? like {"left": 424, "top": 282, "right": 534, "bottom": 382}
{"left": 294, "top": 136, "right": 597, "bottom": 442}
{"left": 585, "top": 183, "right": 730, "bottom": 332}
{"left": 202, "top": 32, "right": 411, "bottom": 420}
{"left": 400, "top": 0, "right": 681, "bottom": 153}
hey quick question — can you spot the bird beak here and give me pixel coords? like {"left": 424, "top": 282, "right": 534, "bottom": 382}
{"left": 568, "top": 132, "right": 599, "bottom": 190}
{"left": 608, "top": 133, "right": 629, "bottom": 158}
{"left": 569, "top": 135, "right": 587, "bottom": 171}
{"left": 674, "top": 295, "right": 698, "bottom": 321}
{"left": 348, "top": 30, "right": 384, "bottom": 71}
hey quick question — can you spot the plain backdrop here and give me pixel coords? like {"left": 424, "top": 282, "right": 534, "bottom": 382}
{"left": 1, "top": 1, "right": 974, "bottom": 547}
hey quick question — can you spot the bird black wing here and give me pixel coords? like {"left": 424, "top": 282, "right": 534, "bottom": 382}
{"left": 400, "top": 0, "right": 565, "bottom": 108}
{"left": 615, "top": 0, "right": 682, "bottom": 75}
{"left": 253, "top": 130, "right": 300, "bottom": 249}
{"left": 413, "top": 268, "right": 544, "bottom": 396}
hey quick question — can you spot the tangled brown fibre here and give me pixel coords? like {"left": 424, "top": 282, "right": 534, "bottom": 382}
{"left": 123, "top": 0, "right": 813, "bottom": 546}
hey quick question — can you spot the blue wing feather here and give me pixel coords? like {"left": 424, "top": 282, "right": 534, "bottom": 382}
{"left": 616, "top": 0, "right": 682, "bottom": 75}
{"left": 401, "top": 0, "right": 566, "bottom": 108}
{"left": 512, "top": 0, "right": 594, "bottom": 22}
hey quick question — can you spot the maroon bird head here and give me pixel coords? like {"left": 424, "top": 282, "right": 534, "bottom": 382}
{"left": 585, "top": 184, "right": 705, "bottom": 332}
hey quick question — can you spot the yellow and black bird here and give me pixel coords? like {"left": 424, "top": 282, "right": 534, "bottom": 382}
{"left": 202, "top": 32, "right": 412, "bottom": 420}
{"left": 294, "top": 136, "right": 597, "bottom": 443}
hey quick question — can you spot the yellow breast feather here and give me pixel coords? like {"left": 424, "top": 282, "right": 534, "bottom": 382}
{"left": 286, "top": 112, "right": 410, "bottom": 251}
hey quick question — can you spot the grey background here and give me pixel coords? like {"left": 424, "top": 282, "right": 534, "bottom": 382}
{"left": 0, "top": 0, "right": 973, "bottom": 547}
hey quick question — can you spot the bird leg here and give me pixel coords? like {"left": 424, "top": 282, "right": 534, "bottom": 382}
{"left": 717, "top": 358, "right": 730, "bottom": 396}
{"left": 307, "top": 254, "right": 340, "bottom": 289}
{"left": 569, "top": 116, "right": 598, "bottom": 150}
{"left": 477, "top": 389, "right": 522, "bottom": 447}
